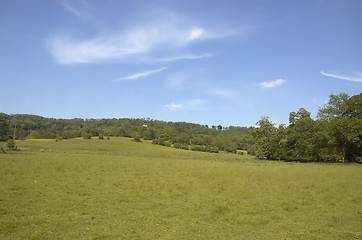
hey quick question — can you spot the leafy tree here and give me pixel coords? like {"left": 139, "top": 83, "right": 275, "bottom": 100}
{"left": 249, "top": 117, "right": 278, "bottom": 159}
{"left": 0, "top": 119, "right": 9, "bottom": 141}
{"left": 286, "top": 108, "right": 317, "bottom": 161}
{"left": 26, "top": 130, "right": 42, "bottom": 139}
{"left": 317, "top": 93, "right": 362, "bottom": 163}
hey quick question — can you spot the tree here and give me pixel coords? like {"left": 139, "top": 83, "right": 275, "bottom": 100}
{"left": 317, "top": 93, "right": 350, "bottom": 121}
{"left": 287, "top": 108, "right": 317, "bottom": 161}
{"left": 317, "top": 93, "right": 362, "bottom": 163}
{"left": 0, "top": 119, "right": 9, "bottom": 141}
{"left": 249, "top": 117, "right": 278, "bottom": 159}
{"left": 26, "top": 130, "right": 42, "bottom": 139}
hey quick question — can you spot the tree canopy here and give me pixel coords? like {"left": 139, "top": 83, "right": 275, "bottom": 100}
{"left": 250, "top": 93, "right": 361, "bottom": 163}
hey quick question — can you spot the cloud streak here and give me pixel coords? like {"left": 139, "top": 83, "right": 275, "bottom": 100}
{"left": 60, "top": 0, "right": 91, "bottom": 19}
{"left": 154, "top": 53, "right": 213, "bottom": 62}
{"left": 259, "top": 79, "right": 287, "bottom": 88}
{"left": 115, "top": 68, "right": 166, "bottom": 81}
{"left": 320, "top": 70, "right": 362, "bottom": 83}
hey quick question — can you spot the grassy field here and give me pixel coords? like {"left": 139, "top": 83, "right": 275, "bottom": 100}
{"left": 0, "top": 138, "right": 361, "bottom": 239}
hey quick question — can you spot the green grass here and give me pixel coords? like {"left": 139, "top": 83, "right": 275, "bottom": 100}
{"left": 0, "top": 138, "right": 361, "bottom": 239}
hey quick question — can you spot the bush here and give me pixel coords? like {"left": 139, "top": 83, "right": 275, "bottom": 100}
{"left": 55, "top": 136, "right": 63, "bottom": 142}
{"left": 224, "top": 146, "right": 237, "bottom": 153}
{"left": 152, "top": 138, "right": 163, "bottom": 145}
{"left": 190, "top": 145, "right": 205, "bottom": 152}
{"left": 208, "top": 146, "right": 219, "bottom": 153}
{"left": 83, "top": 133, "right": 92, "bottom": 139}
{"left": 133, "top": 137, "right": 142, "bottom": 142}
{"left": 6, "top": 139, "right": 17, "bottom": 151}
{"left": 99, "top": 134, "right": 104, "bottom": 140}
{"left": 173, "top": 143, "right": 189, "bottom": 150}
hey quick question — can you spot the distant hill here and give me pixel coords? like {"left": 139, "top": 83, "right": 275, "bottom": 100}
{"left": 0, "top": 113, "right": 254, "bottom": 152}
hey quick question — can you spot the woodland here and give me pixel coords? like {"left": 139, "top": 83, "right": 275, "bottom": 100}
{"left": 1, "top": 93, "right": 361, "bottom": 163}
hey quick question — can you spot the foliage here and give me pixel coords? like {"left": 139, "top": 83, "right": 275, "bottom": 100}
{"left": 250, "top": 93, "right": 362, "bottom": 163}
{"left": 0, "top": 119, "right": 9, "bottom": 141}
{"left": 6, "top": 139, "right": 17, "bottom": 151}
{"left": 132, "top": 136, "right": 142, "bottom": 142}
{"left": 83, "top": 133, "right": 92, "bottom": 139}
{"left": 0, "top": 113, "right": 254, "bottom": 154}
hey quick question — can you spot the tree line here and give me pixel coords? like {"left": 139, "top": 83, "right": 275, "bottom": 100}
{"left": 0, "top": 113, "right": 253, "bottom": 153}
{"left": 249, "top": 93, "right": 361, "bottom": 163}
{"left": 1, "top": 92, "right": 360, "bottom": 161}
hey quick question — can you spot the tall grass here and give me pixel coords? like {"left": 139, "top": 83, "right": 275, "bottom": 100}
{"left": 0, "top": 138, "right": 361, "bottom": 239}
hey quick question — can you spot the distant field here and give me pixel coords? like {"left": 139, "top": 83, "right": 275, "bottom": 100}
{"left": 0, "top": 138, "right": 361, "bottom": 239}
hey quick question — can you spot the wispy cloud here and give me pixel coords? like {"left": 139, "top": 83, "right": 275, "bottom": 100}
{"left": 60, "top": 0, "right": 91, "bottom": 19}
{"left": 164, "top": 103, "right": 184, "bottom": 111}
{"left": 115, "top": 68, "right": 166, "bottom": 82}
{"left": 259, "top": 79, "right": 287, "bottom": 88}
{"left": 153, "top": 53, "right": 213, "bottom": 62}
{"left": 320, "top": 70, "right": 362, "bottom": 83}
{"left": 47, "top": 14, "right": 234, "bottom": 65}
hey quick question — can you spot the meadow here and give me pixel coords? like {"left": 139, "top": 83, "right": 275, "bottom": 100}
{"left": 0, "top": 138, "right": 361, "bottom": 239}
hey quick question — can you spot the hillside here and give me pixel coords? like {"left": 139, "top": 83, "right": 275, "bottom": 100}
{"left": 0, "top": 113, "right": 254, "bottom": 153}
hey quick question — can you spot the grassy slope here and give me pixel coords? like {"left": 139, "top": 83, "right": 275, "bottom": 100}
{"left": 0, "top": 138, "right": 361, "bottom": 239}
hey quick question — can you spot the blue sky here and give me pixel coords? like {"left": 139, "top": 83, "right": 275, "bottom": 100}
{"left": 1, "top": 0, "right": 361, "bottom": 127}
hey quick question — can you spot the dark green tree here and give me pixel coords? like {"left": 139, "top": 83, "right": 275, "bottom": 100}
{"left": 317, "top": 93, "right": 362, "bottom": 162}
{"left": 249, "top": 117, "right": 278, "bottom": 159}
{"left": 287, "top": 108, "right": 317, "bottom": 161}
{"left": 0, "top": 119, "right": 9, "bottom": 141}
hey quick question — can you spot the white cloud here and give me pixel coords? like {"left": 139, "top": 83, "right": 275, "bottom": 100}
{"left": 47, "top": 15, "right": 232, "bottom": 65}
{"left": 115, "top": 68, "right": 166, "bottom": 82}
{"left": 48, "top": 33, "right": 149, "bottom": 65}
{"left": 60, "top": 0, "right": 91, "bottom": 19}
{"left": 188, "top": 27, "right": 205, "bottom": 41}
{"left": 164, "top": 103, "right": 184, "bottom": 111}
{"left": 259, "top": 79, "right": 287, "bottom": 88}
{"left": 320, "top": 70, "right": 362, "bottom": 83}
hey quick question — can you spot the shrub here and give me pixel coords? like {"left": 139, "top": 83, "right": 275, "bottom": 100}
{"left": 133, "top": 137, "right": 142, "bottom": 142}
{"left": 174, "top": 143, "right": 189, "bottom": 150}
{"left": 83, "top": 133, "right": 92, "bottom": 139}
{"left": 99, "top": 134, "right": 104, "bottom": 140}
{"left": 55, "top": 136, "right": 63, "bottom": 142}
{"left": 208, "top": 146, "right": 219, "bottom": 153}
{"left": 6, "top": 139, "right": 17, "bottom": 151}
{"left": 190, "top": 145, "right": 205, "bottom": 152}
